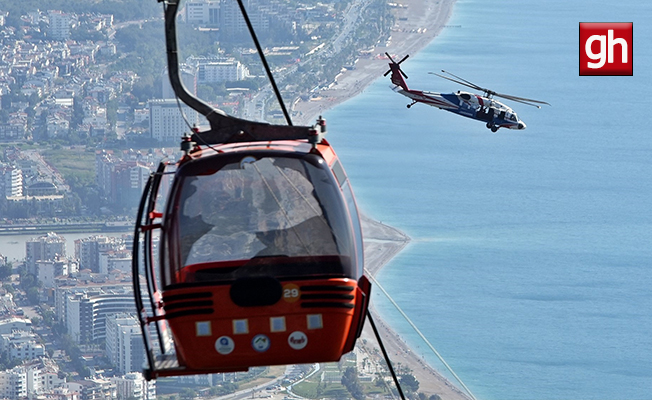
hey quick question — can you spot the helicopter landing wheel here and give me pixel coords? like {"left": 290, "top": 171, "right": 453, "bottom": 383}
{"left": 486, "top": 122, "right": 492, "bottom": 129}
{"left": 407, "top": 104, "right": 412, "bottom": 109}
{"left": 491, "top": 126, "right": 499, "bottom": 133}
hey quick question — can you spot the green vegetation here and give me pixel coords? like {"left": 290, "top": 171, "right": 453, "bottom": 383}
{"left": 342, "top": 366, "right": 365, "bottom": 399}
{"left": 41, "top": 148, "right": 96, "bottom": 189}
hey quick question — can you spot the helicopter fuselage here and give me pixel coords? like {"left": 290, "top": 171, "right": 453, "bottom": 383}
{"left": 393, "top": 86, "right": 526, "bottom": 132}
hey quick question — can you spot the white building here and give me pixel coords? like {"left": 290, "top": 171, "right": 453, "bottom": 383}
{"left": 106, "top": 314, "right": 145, "bottom": 375}
{"left": 0, "top": 367, "right": 27, "bottom": 399}
{"left": 149, "top": 98, "right": 199, "bottom": 142}
{"left": 75, "top": 235, "right": 125, "bottom": 273}
{"left": 99, "top": 250, "right": 132, "bottom": 275}
{"left": 0, "top": 164, "right": 23, "bottom": 198}
{"left": 197, "top": 60, "right": 248, "bottom": 83}
{"left": 37, "top": 257, "right": 72, "bottom": 289}
{"left": 62, "top": 287, "right": 134, "bottom": 344}
{"left": 25, "top": 232, "right": 66, "bottom": 273}
{"left": 48, "top": 11, "right": 71, "bottom": 41}
{"left": 184, "top": 0, "right": 220, "bottom": 25}
{"left": 112, "top": 373, "right": 156, "bottom": 400}
{"left": 0, "top": 330, "right": 46, "bottom": 361}
{"left": 0, "top": 318, "right": 32, "bottom": 334}
{"left": 0, "top": 359, "right": 64, "bottom": 399}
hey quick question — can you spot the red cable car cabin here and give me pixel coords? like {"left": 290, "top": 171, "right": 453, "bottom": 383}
{"left": 134, "top": 137, "right": 370, "bottom": 379}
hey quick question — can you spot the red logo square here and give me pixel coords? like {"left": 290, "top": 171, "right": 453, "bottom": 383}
{"left": 579, "top": 22, "right": 633, "bottom": 76}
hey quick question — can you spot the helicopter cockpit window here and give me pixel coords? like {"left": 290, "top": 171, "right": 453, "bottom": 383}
{"left": 163, "top": 153, "right": 355, "bottom": 285}
{"left": 507, "top": 113, "right": 517, "bottom": 122}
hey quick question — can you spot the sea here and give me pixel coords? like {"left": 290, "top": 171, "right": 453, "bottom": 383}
{"left": 322, "top": 0, "right": 652, "bottom": 399}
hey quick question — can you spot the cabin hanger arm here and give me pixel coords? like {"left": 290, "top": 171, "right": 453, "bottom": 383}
{"left": 160, "top": 0, "right": 321, "bottom": 144}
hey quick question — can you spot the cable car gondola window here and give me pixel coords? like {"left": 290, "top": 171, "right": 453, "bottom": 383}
{"left": 162, "top": 153, "right": 355, "bottom": 286}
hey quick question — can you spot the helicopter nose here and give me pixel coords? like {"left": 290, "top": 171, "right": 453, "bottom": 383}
{"left": 518, "top": 122, "right": 526, "bottom": 130}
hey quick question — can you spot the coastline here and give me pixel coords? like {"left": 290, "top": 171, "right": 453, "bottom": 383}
{"left": 293, "top": 0, "right": 457, "bottom": 125}
{"left": 361, "top": 216, "right": 471, "bottom": 400}
{"left": 300, "top": 0, "right": 465, "bottom": 396}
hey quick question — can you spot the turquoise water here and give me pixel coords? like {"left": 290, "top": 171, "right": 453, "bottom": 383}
{"left": 325, "top": 1, "right": 652, "bottom": 399}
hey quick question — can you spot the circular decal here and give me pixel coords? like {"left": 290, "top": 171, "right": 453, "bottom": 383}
{"left": 288, "top": 331, "right": 308, "bottom": 350}
{"left": 252, "top": 334, "right": 271, "bottom": 352}
{"left": 215, "top": 336, "right": 235, "bottom": 355}
{"left": 282, "top": 283, "right": 301, "bottom": 303}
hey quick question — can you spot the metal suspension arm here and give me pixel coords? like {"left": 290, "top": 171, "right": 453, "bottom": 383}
{"left": 160, "top": 0, "right": 322, "bottom": 145}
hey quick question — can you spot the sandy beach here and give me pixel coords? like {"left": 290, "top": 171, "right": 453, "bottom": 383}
{"left": 293, "top": 0, "right": 468, "bottom": 396}
{"left": 360, "top": 216, "right": 472, "bottom": 400}
{"left": 293, "top": 0, "right": 457, "bottom": 125}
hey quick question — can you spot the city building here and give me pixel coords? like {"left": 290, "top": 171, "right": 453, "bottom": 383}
{"left": 219, "top": 0, "right": 269, "bottom": 38}
{"left": 0, "top": 317, "right": 32, "bottom": 334}
{"left": 197, "top": 59, "right": 249, "bottom": 83}
{"left": 184, "top": 0, "right": 220, "bottom": 25}
{"left": 58, "top": 285, "right": 134, "bottom": 343}
{"left": 112, "top": 373, "right": 155, "bottom": 400}
{"left": 25, "top": 232, "right": 66, "bottom": 273}
{"left": 95, "top": 150, "right": 156, "bottom": 210}
{"left": 148, "top": 98, "right": 199, "bottom": 142}
{"left": 0, "top": 358, "right": 65, "bottom": 399}
{"left": 66, "top": 378, "right": 115, "bottom": 400}
{"left": 0, "top": 164, "right": 23, "bottom": 198}
{"left": 75, "top": 235, "right": 126, "bottom": 273}
{"left": 36, "top": 256, "right": 75, "bottom": 289}
{"left": 48, "top": 11, "right": 72, "bottom": 41}
{"left": 105, "top": 314, "right": 145, "bottom": 375}
{"left": 162, "top": 64, "right": 197, "bottom": 98}
{"left": 0, "top": 330, "right": 46, "bottom": 361}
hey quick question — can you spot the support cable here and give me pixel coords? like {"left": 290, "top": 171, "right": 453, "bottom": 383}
{"left": 367, "top": 310, "right": 407, "bottom": 400}
{"left": 236, "top": 0, "right": 293, "bottom": 126}
{"left": 365, "top": 270, "right": 479, "bottom": 400}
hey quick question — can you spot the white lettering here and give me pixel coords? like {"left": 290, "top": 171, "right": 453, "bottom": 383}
{"left": 586, "top": 34, "right": 606, "bottom": 69}
{"left": 608, "top": 29, "right": 628, "bottom": 64}
{"left": 586, "top": 30, "right": 628, "bottom": 69}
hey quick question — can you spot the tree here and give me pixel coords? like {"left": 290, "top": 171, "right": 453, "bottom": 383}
{"left": 399, "top": 374, "right": 420, "bottom": 394}
{"left": 180, "top": 388, "right": 196, "bottom": 399}
{"left": 27, "top": 287, "right": 40, "bottom": 305}
{"left": 341, "top": 367, "right": 365, "bottom": 400}
{"left": 0, "top": 263, "right": 12, "bottom": 280}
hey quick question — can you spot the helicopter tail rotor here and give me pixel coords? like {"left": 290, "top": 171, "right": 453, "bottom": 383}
{"left": 384, "top": 52, "right": 409, "bottom": 79}
{"left": 385, "top": 53, "right": 411, "bottom": 91}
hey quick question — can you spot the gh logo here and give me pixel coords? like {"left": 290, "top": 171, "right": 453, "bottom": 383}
{"left": 579, "top": 23, "right": 632, "bottom": 76}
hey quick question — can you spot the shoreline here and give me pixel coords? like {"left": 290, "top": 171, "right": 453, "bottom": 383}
{"left": 301, "top": 0, "right": 465, "bottom": 397}
{"left": 361, "top": 216, "right": 471, "bottom": 400}
{"left": 293, "top": 0, "right": 457, "bottom": 125}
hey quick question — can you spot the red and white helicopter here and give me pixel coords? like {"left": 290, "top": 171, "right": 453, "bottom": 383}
{"left": 385, "top": 53, "right": 550, "bottom": 132}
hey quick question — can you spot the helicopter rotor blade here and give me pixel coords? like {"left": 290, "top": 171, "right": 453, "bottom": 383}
{"left": 428, "top": 72, "right": 482, "bottom": 91}
{"left": 429, "top": 70, "right": 550, "bottom": 107}
{"left": 440, "top": 69, "right": 486, "bottom": 91}
{"left": 397, "top": 54, "right": 409, "bottom": 78}
{"left": 383, "top": 52, "right": 395, "bottom": 76}
{"left": 493, "top": 93, "right": 551, "bottom": 107}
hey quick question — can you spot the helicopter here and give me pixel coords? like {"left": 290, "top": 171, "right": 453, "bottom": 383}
{"left": 385, "top": 53, "right": 550, "bottom": 132}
